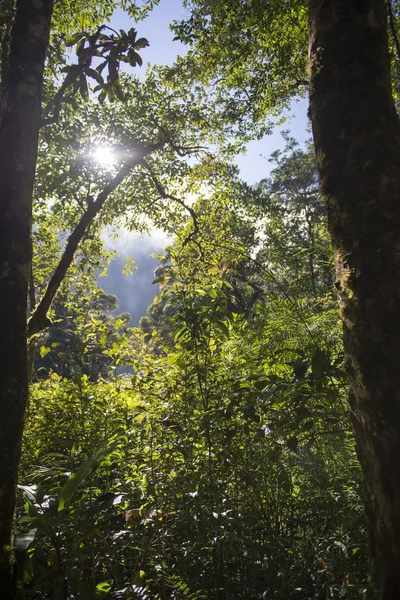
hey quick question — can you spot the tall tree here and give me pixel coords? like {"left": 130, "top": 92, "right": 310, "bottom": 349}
{"left": 0, "top": 1, "right": 224, "bottom": 592}
{"left": 308, "top": 2, "right": 400, "bottom": 596}
{"left": 0, "top": 0, "right": 160, "bottom": 593}
{"left": 173, "top": 0, "right": 400, "bottom": 595}
{"left": 0, "top": 1, "right": 54, "bottom": 593}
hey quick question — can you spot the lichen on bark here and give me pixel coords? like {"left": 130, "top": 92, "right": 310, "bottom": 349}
{"left": 308, "top": 0, "right": 400, "bottom": 596}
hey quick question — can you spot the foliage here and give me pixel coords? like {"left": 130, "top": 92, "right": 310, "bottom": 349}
{"left": 256, "top": 134, "right": 333, "bottom": 298}
{"left": 170, "top": 0, "right": 308, "bottom": 131}
{"left": 2, "top": 1, "right": 379, "bottom": 597}
{"left": 18, "top": 146, "right": 370, "bottom": 598}
{"left": 34, "top": 286, "right": 131, "bottom": 381}
{"left": 171, "top": 0, "right": 400, "bottom": 134}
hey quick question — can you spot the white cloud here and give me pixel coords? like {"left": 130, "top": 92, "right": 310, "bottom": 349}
{"left": 102, "top": 226, "right": 171, "bottom": 255}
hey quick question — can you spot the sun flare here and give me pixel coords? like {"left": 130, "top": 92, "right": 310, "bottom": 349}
{"left": 92, "top": 145, "right": 115, "bottom": 168}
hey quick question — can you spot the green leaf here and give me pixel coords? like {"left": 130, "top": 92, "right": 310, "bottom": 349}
{"left": 85, "top": 67, "right": 104, "bottom": 85}
{"left": 134, "top": 37, "right": 150, "bottom": 50}
{"left": 128, "top": 50, "right": 143, "bottom": 67}
{"left": 96, "top": 581, "right": 112, "bottom": 594}
{"left": 58, "top": 438, "right": 118, "bottom": 511}
{"left": 15, "top": 531, "right": 35, "bottom": 585}
{"left": 174, "top": 325, "right": 189, "bottom": 343}
{"left": 39, "top": 346, "right": 50, "bottom": 358}
{"left": 14, "top": 529, "right": 36, "bottom": 552}
{"left": 96, "top": 61, "right": 108, "bottom": 74}
{"left": 152, "top": 275, "right": 168, "bottom": 285}
{"left": 311, "top": 349, "right": 329, "bottom": 379}
{"left": 66, "top": 32, "right": 85, "bottom": 47}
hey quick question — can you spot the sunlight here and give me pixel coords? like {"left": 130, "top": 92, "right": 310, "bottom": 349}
{"left": 92, "top": 145, "right": 116, "bottom": 168}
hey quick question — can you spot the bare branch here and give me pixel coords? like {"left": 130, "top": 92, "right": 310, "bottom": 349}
{"left": 167, "top": 141, "right": 209, "bottom": 157}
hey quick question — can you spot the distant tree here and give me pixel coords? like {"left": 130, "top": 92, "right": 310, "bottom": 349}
{"left": 258, "top": 135, "right": 332, "bottom": 297}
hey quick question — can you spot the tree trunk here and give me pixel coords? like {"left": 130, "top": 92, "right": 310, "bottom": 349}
{"left": 308, "top": 0, "right": 400, "bottom": 596}
{"left": 0, "top": 0, "right": 53, "bottom": 596}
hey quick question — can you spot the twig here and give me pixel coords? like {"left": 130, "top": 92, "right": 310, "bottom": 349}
{"left": 167, "top": 140, "right": 208, "bottom": 157}
{"left": 141, "top": 158, "right": 199, "bottom": 247}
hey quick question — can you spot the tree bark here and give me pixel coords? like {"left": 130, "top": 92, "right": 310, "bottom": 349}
{"left": 308, "top": 0, "right": 400, "bottom": 596}
{"left": 0, "top": 0, "right": 53, "bottom": 596}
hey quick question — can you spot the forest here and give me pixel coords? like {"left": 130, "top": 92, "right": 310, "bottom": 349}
{"left": 1, "top": 0, "right": 400, "bottom": 599}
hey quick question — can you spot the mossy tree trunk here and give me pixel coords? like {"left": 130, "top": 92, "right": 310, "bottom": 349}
{"left": 308, "top": 0, "right": 400, "bottom": 596}
{"left": 0, "top": 0, "right": 53, "bottom": 596}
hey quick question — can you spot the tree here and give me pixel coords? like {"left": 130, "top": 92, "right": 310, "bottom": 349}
{"left": 0, "top": 1, "right": 151, "bottom": 589}
{"left": 172, "top": 0, "right": 400, "bottom": 595}
{"left": 0, "top": 1, "right": 54, "bottom": 592}
{"left": 257, "top": 135, "right": 332, "bottom": 297}
{"left": 0, "top": 0, "right": 216, "bottom": 593}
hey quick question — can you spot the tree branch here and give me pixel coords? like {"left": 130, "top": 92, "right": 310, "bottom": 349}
{"left": 141, "top": 158, "right": 199, "bottom": 246}
{"left": 28, "top": 140, "right": 164, "bottom": 337}
{"left": 167, "top": 141, "right": 209, "bottom": 157}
